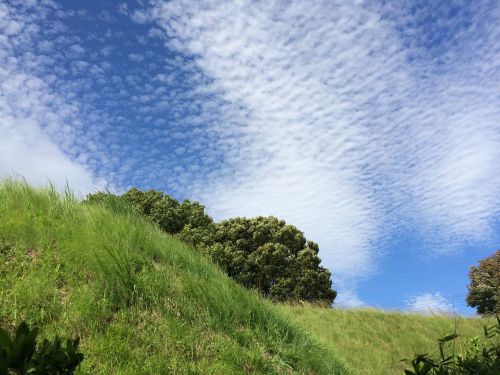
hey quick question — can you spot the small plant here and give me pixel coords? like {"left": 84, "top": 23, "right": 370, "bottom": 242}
{"left": 402, "top": 315, "right": 500, "bottom": 374}
{"left": 0, "top": 321, "right": 84, "bottom": 375}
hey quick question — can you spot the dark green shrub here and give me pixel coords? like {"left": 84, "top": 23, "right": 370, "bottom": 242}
{"left": 208, "top": 216, "right": 336, "bottom": 303}
{"left": 403, "top": 315, "right": 500, "bottom": 374}
{"left": 0, "top": 322, "right": 83, "bottom": 375}
{"left": 121, "top": 188, "right": 215, "bottom": 237}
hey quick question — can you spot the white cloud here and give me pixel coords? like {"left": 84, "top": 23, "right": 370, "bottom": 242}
{"left": 0, "top": 119, "right": 97, "bottom": 194}
{"left": 141, "top": 0, "right": 500, "bottom": 303}
{"left": 117, "top": 3, "right": 128, "bottom": 16}
{"left": 335, "top": 289, "right": 366, "bottom": 308}
{"left": 147, "top": 0, "right": 394, "bottom": 282}
{"left": 406, "top": 292, "right": 454, "bottom": 315}
{"left": 128, "top": 53, "right": 144, "bottom": 63}
{"left": 0, "top": 1, "right": 102, "bottom": 195}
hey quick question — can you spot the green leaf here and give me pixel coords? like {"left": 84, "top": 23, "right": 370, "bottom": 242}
{"left": 14, "top": 322, "right": 31, "bottom": 342}
{"left": 0, "top": 328, "right": 12, "bottom": 350}
{"left": 438, "top": 333, "right": 458, "bottom": 343}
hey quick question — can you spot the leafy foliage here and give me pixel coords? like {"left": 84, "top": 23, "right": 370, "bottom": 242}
{"left": 209, "top": 217, "right": 336, "bottom": 302}
{"left": 0, "top": 321, "right": 83, "bottom": 375}
{"left": 85, "top": 188, "right": 337, "bottom": 303}
{"left": 403, "top": 315, "right": 500, "bottom": 374}
{"left": 121, "top": 187, "right": 215, "bottom": 237}
{"left": 466, "top": 250, "right": 500, "bottom": 315}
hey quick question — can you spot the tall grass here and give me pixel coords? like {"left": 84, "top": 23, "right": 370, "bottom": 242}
{"left": 280, "top": 303, "right": 490, "bottom": 375}
{"left": 0, "top": 181, "right": 349, "bottom": 374}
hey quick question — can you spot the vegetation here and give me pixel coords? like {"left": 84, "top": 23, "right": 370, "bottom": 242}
{"left": 403, "top": 315, "right": 499, "bottom": 374}
{"left": 0, "top": 321, "right": 83, "bottom": 374}
{"left": 466, "top": 250, "right": 500, "bottom": 315}
{"left": 1, "top": 181, "right": 348, "bottom": 374}
{"left": 3, "top": 181, "right": 497, "bottom": 374}
{"left": 85, "top": 188, "right": 336, "bottom": 303}
{"left": 208, "top": 217, "right": 336, "bottom": 302}
{"left": 123, "top": 187, "right": 215, "bottom": 239}
{"left": 280, "top": 303, "right": 489, "bottom": 375}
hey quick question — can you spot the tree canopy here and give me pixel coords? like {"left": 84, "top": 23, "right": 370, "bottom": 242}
{"left": 466, "top": 250, "right": 500, "bottom": 315}
{"left": 121, "top": 187, "right": 214, "bottom": 235}
{"left": 85, "top": 188, "right": 336, "bottom": 303}
{"left": 208, "top": 216, "right": 336, "bottom": 302}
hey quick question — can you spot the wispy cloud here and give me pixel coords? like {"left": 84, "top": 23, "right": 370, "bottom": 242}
{"left": 406, "top": 292, "right": 454, "bottom": 315}
{"left": 0, "top": 1, "right": 101, "bottom": 194}
{"left": 138, "top": 0, "right": 500, "bottom": 301}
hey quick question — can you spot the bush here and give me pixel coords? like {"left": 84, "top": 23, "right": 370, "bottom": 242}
{"left": 208, "top": 217, "right": 336, "bottom": 303}
{"left": 0, "top": 321, "right": 84, "bottom": 374}
{"left": 121, "top": 188, "right": 215, "bottom": 237}
{"left": 403, "top": 315, "right": 500, "bottom": 374}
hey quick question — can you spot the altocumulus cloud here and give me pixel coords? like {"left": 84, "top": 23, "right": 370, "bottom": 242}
{"left": 0, "top": 1, "right": 102, "bottom": 194}
{"left": 1, "top": 0, "right": 499, "bottom": 307}
{"left": 135, "top": 0, "right": 500, "bottom": 305}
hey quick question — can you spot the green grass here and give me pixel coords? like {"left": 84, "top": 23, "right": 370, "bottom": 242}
{"left": 279, "top": 303, "right": 490, "bottom": 375}
{"left": 0, "top": 181, "right": 349, "bottom": 374}
{"left": 2, "top": 180, "right": 492, "bottom": 375}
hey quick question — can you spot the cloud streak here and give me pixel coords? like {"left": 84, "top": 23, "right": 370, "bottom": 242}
{"left": 139, "top": 0, "right": 500, "bottom": 303}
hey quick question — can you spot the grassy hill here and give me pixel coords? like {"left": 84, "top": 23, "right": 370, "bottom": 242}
{"left": 280, "top": 304, "right": 489, "bottom": 375}
{"left": 0, "top": 181, "right": 491, "bottom": 374}
{"left": 0, "top": 182, "right": 349, "bottom": 374}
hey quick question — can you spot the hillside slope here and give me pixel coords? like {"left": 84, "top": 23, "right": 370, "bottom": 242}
{"left": 280, "top": 304, "right": 488, "bottom": 375}
{"left": 0, "top": 182, "right": 349, "bottom": 374}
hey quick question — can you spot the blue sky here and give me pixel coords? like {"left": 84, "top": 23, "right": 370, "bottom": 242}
{"left": 1, "top": 0, "right": 499, "bottom": 314}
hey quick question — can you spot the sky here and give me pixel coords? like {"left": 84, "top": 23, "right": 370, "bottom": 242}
{"left": 1, "top": 0, "right": 499, "bottom": 314}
